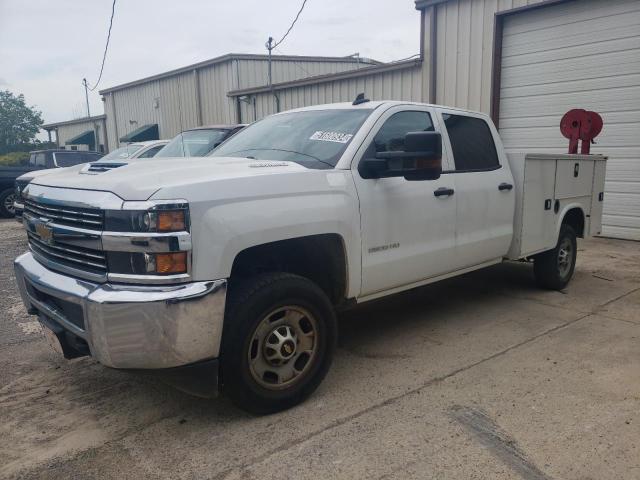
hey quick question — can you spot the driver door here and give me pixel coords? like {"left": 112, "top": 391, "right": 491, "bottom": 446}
{"left": 352, "top": 105, "right": 457, "bottom": 297}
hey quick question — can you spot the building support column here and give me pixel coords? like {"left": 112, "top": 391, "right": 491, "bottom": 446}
{"left": 193, "top": 69, "right": 203, "bottom": 126}
{"left": 419, "top": 5, "right": 437, "bottom": 104}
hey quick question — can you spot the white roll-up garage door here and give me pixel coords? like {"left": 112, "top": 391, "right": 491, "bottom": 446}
{"left": 498, "top": 0, "right": 640, "bottom": 240}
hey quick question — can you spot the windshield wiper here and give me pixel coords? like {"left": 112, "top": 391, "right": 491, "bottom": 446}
{"left": 220, "top": 148, "right": 334, "bottom": 168}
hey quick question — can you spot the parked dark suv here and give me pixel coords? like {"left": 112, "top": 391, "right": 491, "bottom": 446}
{"left": 1, "top": 149, "right": 103, "bottom": 217}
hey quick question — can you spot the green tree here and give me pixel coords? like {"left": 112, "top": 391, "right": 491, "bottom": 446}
{"left": 0, "top": 90, "right": 44, "bottom": 153}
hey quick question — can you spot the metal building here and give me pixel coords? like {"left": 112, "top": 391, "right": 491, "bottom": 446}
{"left": 228, "top": 0, "right": 640, "bottom": 240}
{"left": 42, "top": 115, "right": 107, "bottom": 152}
{"left": 98, "top": 53, "right": 377, "bottom": 152}
{"left": 41, "top": 0, "right": 639, "bottom": 239}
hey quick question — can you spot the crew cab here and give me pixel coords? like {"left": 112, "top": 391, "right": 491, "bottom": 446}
{"left": 14, "top": 100, "right": 606, "bottom": 414}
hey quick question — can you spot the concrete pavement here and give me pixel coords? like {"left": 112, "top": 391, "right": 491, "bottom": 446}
{"left": 1, "top": 218, "right": 638, "bottom": 479}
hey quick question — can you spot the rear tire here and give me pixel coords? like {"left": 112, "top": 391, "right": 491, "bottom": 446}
{"left": 0, "top": 188, "right": 16, "bottom": 218}
{"left": 220, "top": 272, "right": 337, "bottom": 414}
{"left": 534, "top": 224, "right": 577, "bottom": 290}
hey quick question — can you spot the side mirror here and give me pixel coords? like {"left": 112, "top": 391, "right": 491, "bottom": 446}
{"left": 359, "top": 131, "right": 442, "bottom": 181}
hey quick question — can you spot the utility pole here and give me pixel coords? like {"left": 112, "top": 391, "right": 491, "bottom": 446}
{"left": 265, "top": 36, "right": 280, "bottom": 113}
{"left": 266, "top": 36, "right": 273, "bottom": 88}
{"left": 82, "top": 78, "right": 91, "bottom": 118}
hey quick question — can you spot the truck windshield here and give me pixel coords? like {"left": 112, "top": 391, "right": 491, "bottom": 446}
{"left": 210, "top": 109, "right": 372, "bottom": 169}
{"left": 156, "top": 129, "right": 230, "bottom": 157}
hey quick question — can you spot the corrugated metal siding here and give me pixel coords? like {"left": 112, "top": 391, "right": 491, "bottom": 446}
{"left": 238, "top": 65, "right": 424, "bottom": 121}
{"left": 198, "top": 61, "right": 235, "bottom": 126}
{"left": 56, "top": 119, "right": 107, "bottom": 151}
{"left": 108, "top": 80, "right": 162, "bottom": 151}
{"left": 105, "top": 57, "right": 369, "bottom": 150}
{"left": 497, "top": 0, "right": 640, "bottom": 240}
{"left": 158, "top": 72, "right": 199, "bottom": 137}
{"left": 104, "top": 96, "right": 118, "bottom": 151}
{"left": 433, "top": 0, "right": 546, "bottom": 113}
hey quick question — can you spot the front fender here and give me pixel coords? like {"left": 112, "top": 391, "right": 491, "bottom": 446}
{"left": 174, "top": 170, "right": 362, "bottom": 299}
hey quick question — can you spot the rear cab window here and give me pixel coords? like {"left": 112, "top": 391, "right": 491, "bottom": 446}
{"left": 440, "top": 113, "right": 500, "bottom": 172}
{"left": 31, "top": 153, "right": 46, "bottom": 167}
{"left": 54, "top": 152, "right": 88, "bottom": 167}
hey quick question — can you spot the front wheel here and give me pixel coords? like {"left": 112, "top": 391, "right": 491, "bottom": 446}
{"left": 0, "top": 188, "right": 16, "bottom": 218}
{"left": 220, "top": 273, "right": 337, "bottom": 414}
{"left": 534, "top": 224, "right": 577, "bottom": 290}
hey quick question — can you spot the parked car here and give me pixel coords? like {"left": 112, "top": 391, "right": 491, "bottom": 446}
{"left": 13, "top": 100, "right": 606, "bottom": 414}
{"left": 99, "top": 140, "right": 169, "bottom": 161}
{"left": 1, "top": 149, "right": 103, "bottom": 217}
{"left": 154, "top": 124, "right": 246, "bottom": 157}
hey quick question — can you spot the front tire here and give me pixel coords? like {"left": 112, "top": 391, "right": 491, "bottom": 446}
{"left": 0, "top": 188, "right": 16, "bottom": 218}
{"left": 221, "top": 272, "right": 337, "bottom": 414}
{"left": 534, "top": 224, "right": 577, "bottom": 290}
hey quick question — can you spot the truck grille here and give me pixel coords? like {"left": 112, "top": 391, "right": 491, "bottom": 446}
{"left": 24, "top": 199, "right": 104, "bottom": 230}
{"left": 27, "top": 232, "right": 107, "bottom": 275}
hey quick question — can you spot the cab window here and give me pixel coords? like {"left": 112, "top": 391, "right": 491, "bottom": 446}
{"left": 30, "top": 153, "right": 47, "bottom": 167}
{"left": 137, "top": 145, "right": 164, "bottom": 158}
{"left": 442, "top": 114, "right": 499, "bottom": 171}
{"left": 372, "top": 111, "right": 435, "bottom": 154}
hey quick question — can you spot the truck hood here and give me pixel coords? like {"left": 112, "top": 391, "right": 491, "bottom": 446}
{"left": 30, "top": 157, "right": 309, "bottom": 200}
{"left": 17, "top": 167, "right": 65, "bottom": 183}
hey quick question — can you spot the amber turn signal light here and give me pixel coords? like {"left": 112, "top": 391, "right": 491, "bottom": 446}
{"left": 155, "top": 252, "right": 187, "bottom": 274}
{"left": 157, "top": 210, "right": 186, "bottom": 232}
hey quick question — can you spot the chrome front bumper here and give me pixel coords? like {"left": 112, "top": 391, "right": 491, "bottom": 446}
{"left": 13, "top": 200, "right": 23, "bottom": 221}
{"left": 14, "top": 252, "right": 227, "bottom": 369}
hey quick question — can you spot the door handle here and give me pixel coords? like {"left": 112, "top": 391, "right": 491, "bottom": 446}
{"left": 498, "top": 182, "right": 513, "bottom": 191}
{"left": 434, "top": 187, "right": 455, "bottom": 197}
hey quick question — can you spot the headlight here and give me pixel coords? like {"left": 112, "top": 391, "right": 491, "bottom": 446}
{"left": 104, "top": 201, "right": 189, "bottom": 233}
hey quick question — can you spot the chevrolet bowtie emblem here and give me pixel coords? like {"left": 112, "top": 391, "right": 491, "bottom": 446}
{"left": 35, "top": 222, "right": 54, "bottom": 244}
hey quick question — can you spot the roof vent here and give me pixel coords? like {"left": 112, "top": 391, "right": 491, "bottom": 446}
{"left": 352, "top": 93, "right": 370, "bottom": 105}
{"left": 82, "top": 162, "right": 127, "bottom": 174}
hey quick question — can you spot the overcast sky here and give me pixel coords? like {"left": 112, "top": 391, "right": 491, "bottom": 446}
{"left": 0, "top": 0, "right": 420, "bottom": 130}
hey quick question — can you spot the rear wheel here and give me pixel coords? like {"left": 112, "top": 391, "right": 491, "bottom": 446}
{"left": 534, "top": 224, "right": 577, "bottom": 290}
{"left": 221, "top": 272, "right": 337, "bottom": 414}
{"left": 0, "top": 188, "right": 16, "bottom": 218}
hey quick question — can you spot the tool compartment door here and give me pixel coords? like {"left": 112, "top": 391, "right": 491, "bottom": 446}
{"left": 555, "top": 158, "right": 595, "bottom": 199}
{"left": 589, "top": 159, "right": 607, "bottom": 236}
{"left": 519, "top": 157, "right": 558, "bottom": 255}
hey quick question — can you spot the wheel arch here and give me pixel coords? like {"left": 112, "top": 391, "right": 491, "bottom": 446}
{"left": 229, "top": 233, "right": 349, "bottom": 306}
{"left": 559, "top": 205, "right": 586, "bottom": 238}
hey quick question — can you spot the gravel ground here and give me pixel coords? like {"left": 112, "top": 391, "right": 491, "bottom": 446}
{"left": 0, "top": 218, "right": 638, "bottom": 480}
{"left": 0, "top": 219, "right": 34, "bottom": 347}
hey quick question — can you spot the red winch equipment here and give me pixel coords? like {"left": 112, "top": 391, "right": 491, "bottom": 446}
{"left": 560, "top": 109, "right": 603, "bottom": 154}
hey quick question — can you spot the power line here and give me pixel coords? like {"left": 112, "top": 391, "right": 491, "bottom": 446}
{"left": 87, "top": 0, "right": 117, "bottom": 91}
{"left": 273, "top": 0, "right": 309, "bottom": 48}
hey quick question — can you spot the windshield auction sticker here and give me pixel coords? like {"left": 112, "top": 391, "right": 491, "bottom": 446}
{"left": 309, "top": 131, "right": 354, "bottom": 143}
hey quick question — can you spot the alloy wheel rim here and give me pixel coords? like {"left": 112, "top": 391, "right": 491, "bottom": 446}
{"left": 248, "top": 305, "right": 318, "bottom": 390}
{"left": 4, "top": 193, "right": 15, "bottom": 214}
{"left": 557, "top": 237, "right": 573, "bottom": 278}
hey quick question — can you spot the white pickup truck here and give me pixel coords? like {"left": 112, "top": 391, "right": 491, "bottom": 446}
{"left": 14, "top": 100, "right": 606, "bottom": 413}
